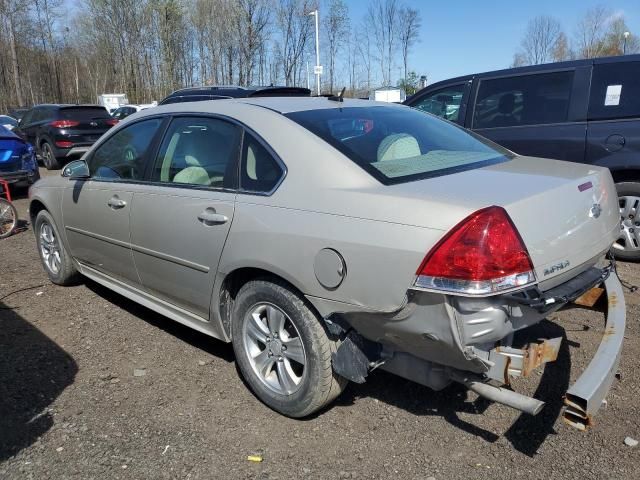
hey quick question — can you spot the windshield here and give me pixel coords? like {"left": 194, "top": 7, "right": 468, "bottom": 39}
{"left": 285, "top": 106, "right": 513, "bottom": 185}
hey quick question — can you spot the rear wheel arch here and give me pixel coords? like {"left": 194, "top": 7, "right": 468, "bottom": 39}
{"left": 29, "top": 199, "right": 48, "bottom": 225}
{"left": 218, "top": 267, "right": 322, "bottom": 340}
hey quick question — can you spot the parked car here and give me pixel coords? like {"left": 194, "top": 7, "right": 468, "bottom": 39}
{"left": 8, "top": 107, "right": 29, "bottom": 121}
{"left": 404, "top": 55, "right": 640, "bottom": 260}
{"left": 0, "top": 115, "right": 18, "bottom": 131}
{"left": 29, "top": 98, "right": 624, "bottom": 430}
{"left": 0, "top": 125, "right": 39, "bottom": 188}
{"left": 111, "top": 103, "right": 157, "bottom": 121}
{"left": 159, "top": 85, "right": 311, "bottom": 105}
{"left": 14, "top": 104, "right": 117, "bottom": 170}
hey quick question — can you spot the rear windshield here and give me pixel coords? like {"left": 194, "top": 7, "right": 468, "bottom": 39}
{"left": 60, "top": 107, "right": 110, "bottom": 120}
{"left": 285, "top": 106, "right": 512, "bottom": 184}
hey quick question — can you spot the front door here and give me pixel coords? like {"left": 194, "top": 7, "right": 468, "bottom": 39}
{"left": 129, "top": 116, "right": 241, "bottom": 319}
{"left": 61, "top": 117, "right": 164, "bottom": 286}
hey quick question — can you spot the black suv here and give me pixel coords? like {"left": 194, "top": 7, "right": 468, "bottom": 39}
{"left": 159, "top": 85, "right": 311, "bottom": 105}
{"left": 405, "top": 55, "right": 640, "bottom": 260}
{"left": 15, "top": 104, "right": 117, "bottom": 170}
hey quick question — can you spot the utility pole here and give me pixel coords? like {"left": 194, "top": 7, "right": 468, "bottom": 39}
{"left": 308, "top": 10, "right": 321, "bottom": 96}
{"left": 623, "top": 31, "right": 630, "bottom": 55}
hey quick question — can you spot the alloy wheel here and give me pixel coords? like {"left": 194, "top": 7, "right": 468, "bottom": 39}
{"left": 242, "top": 303, "right": 307, "bottom": 395}
{"left": 616, "top": 195, "right": 640, "bottom": 253}
{"left": 39, "top": 221, "right": 62, "bottom": 274}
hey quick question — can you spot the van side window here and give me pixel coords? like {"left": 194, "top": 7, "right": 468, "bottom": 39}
{"left": 588, "top": 62, "right": 640, "bottom": 120}
{"left": 473, "top": 71, "right": 574, "bottom": 128}
{"left": 410, "top": 84, "right": 465, "bottom": 123}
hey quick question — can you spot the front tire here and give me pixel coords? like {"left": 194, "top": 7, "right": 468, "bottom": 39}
{"left": 231, "top": 279, "right": 347, "bottom": 418}
{"left": 35, "top": 210, "right": 80, "bottom": 285}
{"left": 41, "top": 142, "right": 61, "bottom": 170}
{"left": 614, "top": 182, "right": 640, "bottom": 262}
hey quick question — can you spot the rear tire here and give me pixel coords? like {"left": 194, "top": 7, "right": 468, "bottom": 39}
{"left": 35, "top": 210, "right": 80, "bottom": 285}
{"left": 614, "top": 182, "right": 640, "bottom": 262}
{"left": 41, "top": 142, "right": 61, "bottom": 170}
{"left": 231, "top": 279, "right": 347, "bottom": 418}
{"left": 0, "top": 198, "right": 18, "bottom": 239}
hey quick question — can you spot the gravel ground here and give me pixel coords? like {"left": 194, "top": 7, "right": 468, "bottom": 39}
{"left": 1, "top": 168, "right": 639, "bottom": 479}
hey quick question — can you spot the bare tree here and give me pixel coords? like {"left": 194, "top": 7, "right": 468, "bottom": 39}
{"left": 367, "top": 0, "right": 399, "bottom": 86}
{"left": 552, "top": 31, "right": 571, "bottom": 61}
{"left": 574, "top": 5, "right": 610, "bottom": 59}
{"left": 323, "top": 0, "right": 348, "bottom": 94}
{"left": 274, "top": 0, "right": 314, "bottom": 87}
{"left": 397, "top": 6, "right": 420, "bottom": 84}
{"left": 602, "top": 16, "right": 640, "bottom": 55}
{"left": 516, "top": 15, "right": 563, "bottom": 65}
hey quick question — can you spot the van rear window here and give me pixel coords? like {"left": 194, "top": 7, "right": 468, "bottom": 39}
{"left": 285, "top": 106, "right": 512, "bottom": 185}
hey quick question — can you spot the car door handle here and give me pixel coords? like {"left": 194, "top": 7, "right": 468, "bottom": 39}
{"left": 197, "top": 209, "right": 228, "bottom": 226}
{"left": 107, "top": 196, "right": 127, "bottom": 209}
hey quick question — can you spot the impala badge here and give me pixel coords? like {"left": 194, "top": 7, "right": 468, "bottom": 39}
{"left": 590, "top": 203, "right": 602, "bottom": 218}
{"left": 544, "top": 260, "right": 570, "bottom": 276}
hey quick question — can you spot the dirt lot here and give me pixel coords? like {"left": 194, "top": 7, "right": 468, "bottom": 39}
{"left": 1, "top": 169, "right": 640, "bottom": 479}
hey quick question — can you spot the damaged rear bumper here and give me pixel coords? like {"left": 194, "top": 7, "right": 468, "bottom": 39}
{"left": 562, "top": 273, "right": 625, "bottom": 430}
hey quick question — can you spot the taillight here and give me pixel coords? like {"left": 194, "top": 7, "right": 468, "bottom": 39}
{"left": 414, "top": 206, "right": 536, "bottom": 295}
{"left": 55, "top": 140, "right": 74, "bottom": 148}
{"left": 50, "top": 120, "right": 79, "bottom": 128}
{"left": 105, "top": 118, "right": 119, "bottom": 126}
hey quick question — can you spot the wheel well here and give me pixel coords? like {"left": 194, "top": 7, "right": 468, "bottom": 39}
{"left": 218, "top": 267, "right": 313, "bottom": 339}
{"left": 29, "top": 199, "right": 47, "bottom": 225}
{"left": 610, "top": 169, "right": 640, "bottom": 184}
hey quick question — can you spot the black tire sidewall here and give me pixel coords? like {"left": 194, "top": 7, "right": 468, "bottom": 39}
{"left": 615, "top": 182, "right": 640, "bottom": 262}
{"left": 42, "top": 143, "right": 60, "bottom": 170}
{"left": 231, "top": 280, "right": 330, "bottom": 418}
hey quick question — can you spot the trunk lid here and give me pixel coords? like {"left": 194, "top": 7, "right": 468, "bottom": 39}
{"left": 381, "top": 156, "right": 619, "bottom": 287}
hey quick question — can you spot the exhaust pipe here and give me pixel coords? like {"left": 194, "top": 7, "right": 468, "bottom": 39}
{"left": 451, "top": 371, "right": 545, "bottom": 416}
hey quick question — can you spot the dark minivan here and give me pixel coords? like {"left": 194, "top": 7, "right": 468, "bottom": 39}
{"left": 405, "top": 55, "right": 640, "bottom": 260}
{"left": 15, "top": 104, "right": 117, "bottom": 170}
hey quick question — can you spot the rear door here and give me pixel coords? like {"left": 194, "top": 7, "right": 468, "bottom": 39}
{"left": 61, "top": 117, "right": 165, "bottom": 286}
{"left": 129, "top": 116, "right": 241, "bottom": 319}
{"left": 470, "top": 68, "right": 588, "bottom": 162}
{"left": 406, "top": 82, "right": 470, "bottom": 126}
{"left": 585, "top": 60, "right": 640, "bottom": 171}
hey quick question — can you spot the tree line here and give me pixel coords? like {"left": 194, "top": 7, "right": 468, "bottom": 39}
{"left": 0, "top": 0, "right": 422, "bottom": 111}
{"left": 513, "top": 5, "right": 639, "bottom": 67}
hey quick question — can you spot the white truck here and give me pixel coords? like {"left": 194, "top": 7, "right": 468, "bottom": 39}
{"left": 97, "top": 94, "right": 129, "bottom": 114}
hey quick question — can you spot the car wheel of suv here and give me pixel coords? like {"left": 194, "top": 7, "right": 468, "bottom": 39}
{"left": 35, "top": 210, "right": 80, "bottom": 285}
{"left": 231, "top": 279, "right": 347, "bottom": 418}
{"left": 41, "top": 142, "right": 61, "bottom": 170}
{"left": 614, "top": 182, "right": 640, "bottom": 261}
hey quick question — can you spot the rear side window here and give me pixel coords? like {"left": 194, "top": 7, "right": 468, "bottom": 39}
{"left": 286, "top": 106, "right": 512, "bottom": 185}
{"left": 240, "top": 133, "right": 284, "bottom": 193}
{"left": 473, "top": 71, "right": 574, "bottom": 128}
{"left": 588, "top": 62, "right": 640, "bottom": 120}
{"left": 410, "top": 84, "right": 466, "bottom": 123}
{"left": 60, "top": 107, "right": 110, "bottom": 120}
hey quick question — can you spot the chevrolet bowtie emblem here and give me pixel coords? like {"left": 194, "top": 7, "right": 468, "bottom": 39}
{"left": 590, "top": 203, "right": 602, "bottom": 218}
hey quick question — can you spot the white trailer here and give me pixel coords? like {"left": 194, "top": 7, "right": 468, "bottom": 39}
{"left": 97, "top": 94, "right": 129, "bottom": 113}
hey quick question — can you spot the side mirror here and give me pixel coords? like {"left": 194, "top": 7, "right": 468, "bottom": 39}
{"left": 62, "top": 160, "right": 90, "bottom": 179}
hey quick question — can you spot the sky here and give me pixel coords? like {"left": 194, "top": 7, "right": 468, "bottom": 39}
{"left": 348, "top": 0, "right": 640, "bottom": 83}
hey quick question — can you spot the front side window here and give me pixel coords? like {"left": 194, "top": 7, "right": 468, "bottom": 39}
{"left": 89, "top": 118, "right": 162, "bottom": 180}
{"left": 240, "top": 133, "right": 284, "bottom": 193}
{"left": 588, "top": 62, "right": 640, "bottom": 120}
{"left": 410, "top": 84, "right": 466, "bottom": 123}
{"left": 151, "top": 117, "right": 241, "bottom": 188}
{"left": 286, "top": 106, "right": 512, "bottom": 185}
{"left": 473, "top": 71, "right": 574, "bottom": 128}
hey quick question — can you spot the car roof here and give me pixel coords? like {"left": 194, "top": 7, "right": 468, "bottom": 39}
{"left": 230, "top": 97, "right": 402, "bottom": 114}
{"left": 417, "top": 53, "right": 640, "bottom": 92}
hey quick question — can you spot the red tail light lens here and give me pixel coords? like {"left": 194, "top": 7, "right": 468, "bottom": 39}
{"left": 55, "top": 140, "right": 74, "bottom": 148}
{"left": 50, "top": 120, "right": 79, "bottom": 128}
{"left": 105, "top": 118, "right": 119, "bottom": 126}
{"left": 415, "top": 206, "right": 535, "bottom": 295}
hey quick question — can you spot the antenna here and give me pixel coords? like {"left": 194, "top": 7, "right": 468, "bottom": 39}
{"left": 328, "top": 87, "right": 346, "bottom": 102}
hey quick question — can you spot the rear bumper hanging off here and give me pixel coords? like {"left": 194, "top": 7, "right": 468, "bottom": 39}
{"left": 562, "top": 273, "right": 626, "bottom": 430}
